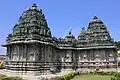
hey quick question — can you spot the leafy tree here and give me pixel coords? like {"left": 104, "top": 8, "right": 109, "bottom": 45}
{"left": 111, "top": 73, "right": 120, "bottom": 80}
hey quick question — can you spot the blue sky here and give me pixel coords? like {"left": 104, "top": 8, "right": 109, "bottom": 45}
{"left": 0, "top": 0, "right": 120, "bottom": 54}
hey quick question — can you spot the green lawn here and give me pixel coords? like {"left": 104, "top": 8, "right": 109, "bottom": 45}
{"left": 72, "top": 75, "right": 111, "bottom": 80}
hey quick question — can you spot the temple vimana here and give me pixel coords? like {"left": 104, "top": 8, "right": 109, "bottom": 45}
{"left": 2, "top": 4, "right": 117, "bottom": 74}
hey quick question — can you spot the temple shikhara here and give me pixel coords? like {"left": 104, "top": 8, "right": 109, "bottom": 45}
{"left": 2, "top": 4, "right": 117, "bottom": 75}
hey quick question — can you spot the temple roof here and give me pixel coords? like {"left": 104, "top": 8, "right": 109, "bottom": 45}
{"left": 87, "top": 16, "right": 107, "bottom": 31}
{"left": 89, "top": 16, "right": 103, "bottom": 25}
{"left": 3, "top": 3, "right": 114, "bottom": 48}
{"left": 86, "top": 16, "right": 112, "bottom": 46}
{"left": 66, "top": 28, "right": 74, "bottom": 38}
{"left": 65, "top": 28, "right": 75, "bottom": 41}
{"left": 6, "top": 3, "right": 52, "bottom": 43}
{"left": 78, "top": 27, "right": 86, "bottom": 37}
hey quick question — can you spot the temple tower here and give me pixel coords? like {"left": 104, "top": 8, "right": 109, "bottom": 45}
{"left": 2, "top": 4, "right": 58, "bottom": 74}
{"left": 87, "top": 16, "right": 112, "bottom": 46}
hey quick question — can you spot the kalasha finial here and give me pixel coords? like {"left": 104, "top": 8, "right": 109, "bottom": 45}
{"left": 93, "top": 16, "right": 98, "bottom": 19}
{"left": 69, "top": 27, "right": 72, "bottom": 35}
{"left": 32, "top": 3, "right": 37, "bottom": 8}
{"left": 31, "top": 3, "right": 38, "bottom": 10}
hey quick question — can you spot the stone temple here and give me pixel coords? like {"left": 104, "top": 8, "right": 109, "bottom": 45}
{"left": 2, "top": 4, "right": 117, "bottom": 74}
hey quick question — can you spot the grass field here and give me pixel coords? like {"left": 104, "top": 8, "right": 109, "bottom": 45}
{"left": 72, "top": 75, "right": 111, "bottom": 80}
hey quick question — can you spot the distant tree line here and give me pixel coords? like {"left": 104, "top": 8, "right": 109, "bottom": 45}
{"left": 114, "top": 41, "right": 120, "bottom": 48}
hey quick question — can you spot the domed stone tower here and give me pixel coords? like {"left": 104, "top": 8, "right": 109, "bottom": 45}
{"left": 77, "top": 27, "right": 87, "bottom": 47}
{"left": 65, "top": 28, "right": 75, "bottom": 43}
{"left": 3, "top": 4, "right": 58, "bottom": 72}
{"left": 86, "top": 16, "right": 112, "bottom": 46}
{"left": 7, "top": 3, "right": 52, "bottom": 43}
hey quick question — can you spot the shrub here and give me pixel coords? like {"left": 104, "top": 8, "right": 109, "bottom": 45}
{"left": 89, "top": 71, "right": 117, "bottom": 76}
{"left": 0, "top": 76, "right": 23, "bottom": 80}
{"left": 56, "top": 72, "right": 79, "bottom": 80}
{"left": 56, "top": 76, "right": 63, "bottom": 80}
{"left": 0, "top": 74, "right": 6, "bottom": 79}
{"left": 111, "top": 72, "right": 120, "bottom": 80}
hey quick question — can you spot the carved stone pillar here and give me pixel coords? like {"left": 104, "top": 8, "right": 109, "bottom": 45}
{"left": 48, "top": 46, "right": 52, "bottom": 62}
{"left": 41, "top": 44, "right": 44, "bottom": 61}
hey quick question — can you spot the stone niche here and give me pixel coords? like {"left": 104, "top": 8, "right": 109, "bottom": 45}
{"left": 29, "top": 52, "right": 35, "bottom": 61}
{"left": 65, "top": 50, "right": 72, "bottom": 62}
{"left": 12, "top": 53, "right": 18, "bottom": 61}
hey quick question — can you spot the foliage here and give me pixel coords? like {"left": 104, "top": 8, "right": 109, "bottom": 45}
{"left": 55, "top": 71, "right": 118, "bottom": 80}
{"left": 111, "top": 72, "right": 120, "bottom": 80}
{"left": 0, "top": 76, "right": 23, "bottom": 80}
{"left": 89, "top": 71, "right": 116, "bottom": 75}
{"left": 56, "top": 72, "right": 79, "bottom": 80}
{"left": 81, "top": 70, "right": 120, "bottom": 80}
{"left": 115, "top": 41, "right": 120, "bottom": 48}
{"left": 0, "top": 74, "right": 6, "bottom": 79}
{"left": 0, "top": 74, "right": 23, "bottom": 80}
